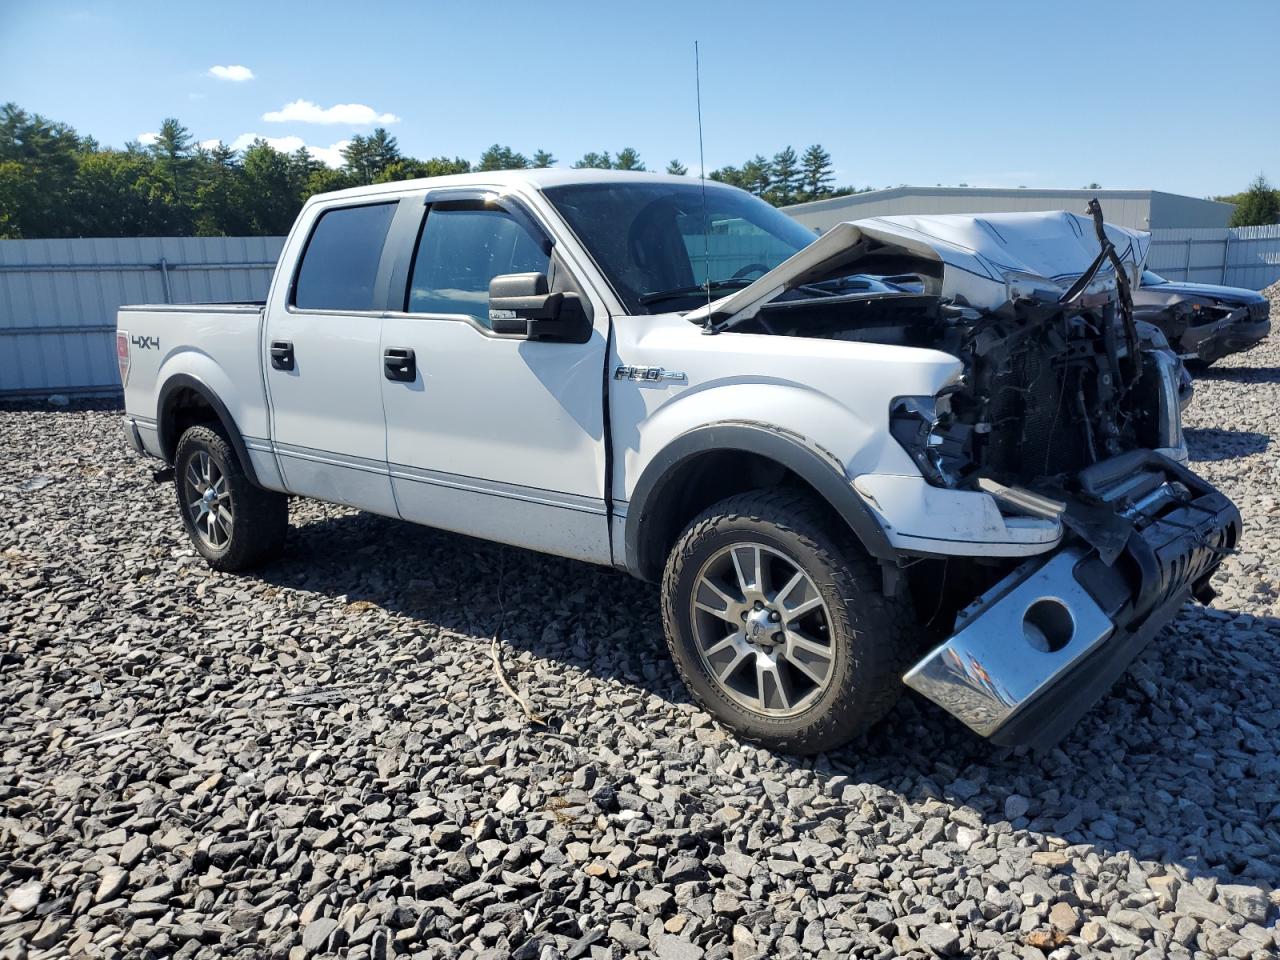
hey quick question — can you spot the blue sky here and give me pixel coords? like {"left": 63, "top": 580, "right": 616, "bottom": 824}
{"left": 2, "top": 0, "right": 1277, "bottom": 197}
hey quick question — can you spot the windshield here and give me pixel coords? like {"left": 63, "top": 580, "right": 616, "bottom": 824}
{"left": 543, "top": 181, "right": 819, "bottom": 314}
{"left": 1141, "top": 269, "right": 1168, "bottom": 286}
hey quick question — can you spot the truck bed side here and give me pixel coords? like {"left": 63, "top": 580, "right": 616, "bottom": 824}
{"left": 118, "top": 303, "right": 271, "bottom": 477}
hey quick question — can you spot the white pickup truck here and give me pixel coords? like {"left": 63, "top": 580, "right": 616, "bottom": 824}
{"left": 118, "top": 170, "right": 1240, "bottom": 754}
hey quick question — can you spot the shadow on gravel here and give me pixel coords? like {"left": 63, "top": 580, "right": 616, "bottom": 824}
{"left": 1184, "top": 427, "right": 1271, "bottom": 461}
{"left": 252, "top": 509, "right": 1280, "bottom": 891}
{"left": 1195, "top": 364, "right": 1280, "bottom": 384}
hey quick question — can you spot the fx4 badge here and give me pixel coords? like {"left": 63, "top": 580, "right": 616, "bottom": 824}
{"left": 131, "top": 334, "right": 160, "bottom": 350}
{"left": 614, "top": 365, "right": 686, "bottom": 384}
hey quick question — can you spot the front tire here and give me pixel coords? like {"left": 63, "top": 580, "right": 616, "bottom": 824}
{"left": 174, "top": 425, "right": 287, "bottom": 571}
{"left": 661, "top": 489, "right": 915, "bottom": 754}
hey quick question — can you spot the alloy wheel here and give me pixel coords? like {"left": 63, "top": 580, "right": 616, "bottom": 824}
{"left": 689, "top": 542, "right": 836, "bottom": 717}
{"left": 183, "top": 450, "right": 233, "bottom": 549}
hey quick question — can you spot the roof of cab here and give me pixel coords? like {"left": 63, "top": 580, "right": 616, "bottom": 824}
{"left": 307, "top": 168, "right": 717, "bottom": 204}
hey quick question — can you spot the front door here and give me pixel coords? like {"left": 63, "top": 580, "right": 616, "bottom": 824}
{"left": 379, "top": 194, "right": 611, "bottom": 563}
{"left": 264, "top": 199, "right": 398, "bottom": 516}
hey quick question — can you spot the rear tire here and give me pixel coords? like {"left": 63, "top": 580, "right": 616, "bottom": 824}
{"left": 661, "top": 489, "right": 916, "bottom": 754}
{"left": 174, "top": 425, "right": 287, "bottom": 571}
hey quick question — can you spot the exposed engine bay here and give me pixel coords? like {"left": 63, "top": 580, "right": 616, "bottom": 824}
{"left": 727, "top": 202, "right": 1186, "bottom": 499}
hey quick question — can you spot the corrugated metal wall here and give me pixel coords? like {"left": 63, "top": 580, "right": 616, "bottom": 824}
{"left": 1, "top": 227, "right": 1277, "bottom": 399}
{"left": 0, "top": 236, "right": 284, "bottom": 397}
{"left": 1146, "top": 225, "right": 1280, "bottom": 288}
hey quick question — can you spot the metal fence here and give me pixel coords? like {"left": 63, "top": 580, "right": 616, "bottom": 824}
{"left": 2, "top": 226, "right": 1279, "bottom": 399}
{"left": 0, "top": 236, "right": 284, "bottom": 398}
{"left": 1146, "top": 224, "right": 1280, "bottom": 289}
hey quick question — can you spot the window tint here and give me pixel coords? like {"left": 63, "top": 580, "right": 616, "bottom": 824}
{"left": 407, "top": 206, "right": 550, "bottom": 325}
{"left": 294, "top": 202, "right": 396, "bottom": 311}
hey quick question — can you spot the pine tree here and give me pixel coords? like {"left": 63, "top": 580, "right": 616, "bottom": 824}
{"left": 477, "top": 144, "right": 529, "bottom": 171}
{"left": 769, "top": 146, "right": 799, "bottom": 205}
{"left": 614, "top": 147, "right": 645, "bottom": 171}
{"left": 666, "top": 159, "right": 687, "bottom": 175}
{"left": 799, "top": 144, "right": 834, "bottom": 202}
{"left": 573, "top": 151, "right": 612, "bottom": 170}
{"left": 532, "top": 149, "right": 555, "bottom": 168}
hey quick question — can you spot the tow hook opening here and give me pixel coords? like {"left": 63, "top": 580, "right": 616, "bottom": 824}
{"left": 1023, "top": 598, "right": 1075, "bottom": 653}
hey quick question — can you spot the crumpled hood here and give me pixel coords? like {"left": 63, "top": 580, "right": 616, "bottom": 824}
{"left": 689, "top": 209, "right": 1151, "bottom": 329}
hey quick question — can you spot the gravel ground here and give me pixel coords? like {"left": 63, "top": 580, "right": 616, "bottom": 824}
{"left": 3, "top": 294, "right": 1279, "bottom": 960}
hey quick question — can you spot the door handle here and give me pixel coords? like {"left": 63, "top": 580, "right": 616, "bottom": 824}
{"left": 384, "top": 347, "right": 416, "bottom": 382}
{"left": 270, "top": 340, "right": 294, "bottom": 371}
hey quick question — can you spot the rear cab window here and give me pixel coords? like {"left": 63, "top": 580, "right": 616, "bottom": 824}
{"left": 293, "top": 202, "right": 397, "bottom": 311}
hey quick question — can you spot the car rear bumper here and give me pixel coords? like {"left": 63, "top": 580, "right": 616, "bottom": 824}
{"left": 903, "top": 452, "right": 1240, "bottom": 750}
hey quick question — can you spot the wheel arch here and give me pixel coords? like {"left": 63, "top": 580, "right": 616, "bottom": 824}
{"left": 623, "top": 422, "right": 896, "bottom": 582}
{"left": 157, "top": 373, "right": 262, "bottom": 487}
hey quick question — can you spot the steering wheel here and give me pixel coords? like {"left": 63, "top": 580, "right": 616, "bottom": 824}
{"left": 731, "top": 263, "right": 770, "bottom": 280}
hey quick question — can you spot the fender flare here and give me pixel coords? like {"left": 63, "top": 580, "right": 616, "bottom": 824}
{"left": 156, "top": 373, "right": 262, "bottom": 488}
{"left": 623, "top": 421, "right": 896, "bottom": 580}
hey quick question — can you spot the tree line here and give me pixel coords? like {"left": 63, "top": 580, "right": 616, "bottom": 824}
{"left": 0, "top": 103, "right": 859, "bottom": 240}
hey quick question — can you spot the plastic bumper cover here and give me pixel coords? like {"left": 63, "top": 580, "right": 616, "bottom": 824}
{"left": 903, "top": 453, "right": 1240, "bottom": 750}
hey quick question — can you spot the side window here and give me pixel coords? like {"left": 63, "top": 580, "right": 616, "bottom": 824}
{"left": 293, "top": 202, "right": 397, "bottom": 311}
{"left": 407, "top": 205, "right": 550, "bottom": 326}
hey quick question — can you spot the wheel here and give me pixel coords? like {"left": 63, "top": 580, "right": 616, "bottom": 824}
{"left": 661, "top": 489, "right": 916, "bottom": 754}
{"left": 174, "top": 424, "right": 287, "bottom": 571}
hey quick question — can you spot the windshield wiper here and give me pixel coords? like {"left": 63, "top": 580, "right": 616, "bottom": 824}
{"left": 639, "top": 277, "right": 754, "bottom": 306}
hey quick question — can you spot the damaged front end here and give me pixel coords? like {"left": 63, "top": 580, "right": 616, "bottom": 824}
{"left": 692, "top": 203, "right": 1241, "bottom": 749}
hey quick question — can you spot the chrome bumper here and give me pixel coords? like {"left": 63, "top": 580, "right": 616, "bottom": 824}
{"left": 903, "top": 547, "right": 1114, "bottom": 738}
{"left": 904, "top": 451, "right": 1240, "bottom": 749}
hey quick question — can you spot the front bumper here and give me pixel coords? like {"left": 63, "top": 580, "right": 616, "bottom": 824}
{"left": 1182, "top": 309, "right": 1270, "bottom": 364}
{"left": 903, "top": 451, "right": 1240, "bottom": 750}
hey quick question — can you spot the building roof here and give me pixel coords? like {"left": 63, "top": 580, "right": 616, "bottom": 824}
{"left": 783, "top": 185, "right": 1232, "bottom": 215}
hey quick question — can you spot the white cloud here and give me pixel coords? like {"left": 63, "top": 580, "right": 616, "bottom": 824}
{"left": 137, "top": 132, "right": 159, "bottom": 146}
{"left": 262, "top": 99, "right": 399, "bottom": 125}
{"left": 208, "top": 64, "right": 254, "bottom": 82}
{"left": 227, "top": 133, "right": 350, "bottom": 168}
{"left": 197, "top": 138, "right": 223, "bottom": 151}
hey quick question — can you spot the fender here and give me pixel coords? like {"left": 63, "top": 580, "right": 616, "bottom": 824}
{"left": 623, "top": 421, "right": 896, "bottom": 580}
{"left": 156, "top": 373, "right": 262, "bottom": 488}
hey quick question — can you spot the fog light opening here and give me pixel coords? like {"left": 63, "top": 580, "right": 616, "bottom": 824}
{"left": 1023, "top": 598, "right": 1074, "bottom": 653}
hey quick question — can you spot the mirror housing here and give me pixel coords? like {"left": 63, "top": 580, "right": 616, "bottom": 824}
{"left": 489, "top": 273, "right": 591, "bottom": 342}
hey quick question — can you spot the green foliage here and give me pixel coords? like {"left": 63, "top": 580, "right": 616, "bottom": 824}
{"left": 573, "top": 151, "right": 613, "bottom": 170}
{"left": 1228, "top": 174, "right": 1280, "bottom": 227}
{"left": 799, "top": 145, "right": 834, "bottom": 202}
{"left": 0, "top": 102, "right": 874, "bottom": 237}
{"left": 477, "top": 144, "right": 529, "bottom": 171}
{"left": 614, "top": 147, "right": 645, "bottom": 171}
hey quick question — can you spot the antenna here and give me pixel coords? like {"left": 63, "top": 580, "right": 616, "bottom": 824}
{"left": 695, "top": 41, "right": 714, "bottom": 329}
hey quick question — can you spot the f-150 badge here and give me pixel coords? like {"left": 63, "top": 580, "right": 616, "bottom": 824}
{"left": 614, "top": 365, "right": 686, "bottom": 384}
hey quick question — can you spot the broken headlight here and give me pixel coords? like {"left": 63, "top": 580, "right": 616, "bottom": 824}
{"left": 889, "top": 394, "right": 976, "bottom": 488}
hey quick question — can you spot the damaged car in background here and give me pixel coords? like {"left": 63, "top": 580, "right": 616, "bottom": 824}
{"left": 1133, "top": 269, "right": 1272, "bottom": 368}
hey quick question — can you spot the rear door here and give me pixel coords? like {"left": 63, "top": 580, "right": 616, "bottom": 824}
{"left": 263, "top": 198, "right": 399, "bottom": 515}
{"left": 378, "top": 189, "right": 613, "bottom": 563}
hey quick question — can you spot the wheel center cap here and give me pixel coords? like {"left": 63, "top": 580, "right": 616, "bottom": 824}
{"left": 745, "top": 607, "right": 777, "bottom": 646}
{"left": 203, "top": 488, "right": 216, "bottom": 504}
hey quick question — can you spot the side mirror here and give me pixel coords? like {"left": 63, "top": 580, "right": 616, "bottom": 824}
{"left": 489, "top": 272, "right": 591, "bottom": 343}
